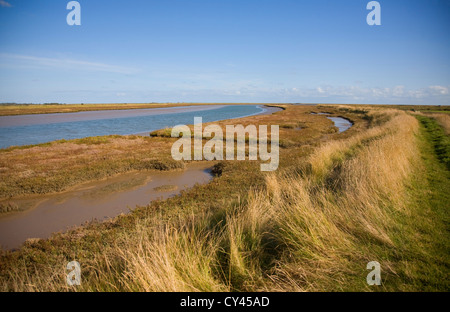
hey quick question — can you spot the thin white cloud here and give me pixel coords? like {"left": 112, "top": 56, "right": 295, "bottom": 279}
{"left": 0, "top": 53, "right": 139, "bottom": 75}
{"left": 316, "top": 87, "right": 325, "bottom": 94}
{"left": 0, "top": 0, "right": 11, "bottom": 7}
{"left": 429, "top": 85, "right": 449, "bottom": 95}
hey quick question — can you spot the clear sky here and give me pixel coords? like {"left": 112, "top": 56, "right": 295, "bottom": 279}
{"left": 0, "top": 0, "right": 449, "bottom": 104}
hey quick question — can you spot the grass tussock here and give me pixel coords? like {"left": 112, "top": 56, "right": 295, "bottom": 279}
{"left": 116, "top": 218, "right": 228, "bottom": 292}
{"left": 261, "top": 114, "right": 419, "bottom": 290}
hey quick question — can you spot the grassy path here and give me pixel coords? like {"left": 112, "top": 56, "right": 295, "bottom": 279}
{"left": 396, "top": 115, "right": 450, "bottom": 291}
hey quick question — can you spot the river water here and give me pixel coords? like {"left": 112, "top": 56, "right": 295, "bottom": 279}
{"left": 0, "top": 105, "right": 275, "bottom": 149}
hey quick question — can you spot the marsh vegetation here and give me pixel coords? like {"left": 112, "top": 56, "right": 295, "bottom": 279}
{"left": 0, "top": 104, "right": 448, "bottom": 292}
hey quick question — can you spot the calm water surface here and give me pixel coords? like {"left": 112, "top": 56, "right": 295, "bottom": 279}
{"left": 327, "top": 117, "right": 353, "bottom": 133}
{"left": 0, "top": 105, "right": 270, "bottom": 149}
{"left": 310, "top": 112, "right": 353, "bottom": 133}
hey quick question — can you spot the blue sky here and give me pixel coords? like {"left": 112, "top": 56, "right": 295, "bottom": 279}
{"left": 0, "top": 0, "right": 449, "bottom": 104}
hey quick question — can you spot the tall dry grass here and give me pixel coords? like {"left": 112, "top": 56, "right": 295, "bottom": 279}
{"left": 89, "top": 109, "right": 420, "bottom": 291}
{"left": 259, "top": 112, "right": 419, "bottom": 291}
{"left": 115, "top": 217, "right": 228, "bottom": 292}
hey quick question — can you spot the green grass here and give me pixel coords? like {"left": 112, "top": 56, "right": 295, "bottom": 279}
{"left": 416, "top": 115, "right": 450, "bottom": 170}
{"left": 390, "top": 115, "right": 450, "bottom": 290}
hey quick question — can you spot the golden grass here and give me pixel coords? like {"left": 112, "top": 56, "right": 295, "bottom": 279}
{"left": 116, "top": 217, "right": 228, "bottom": 292}
{"left": 78, "top": 109, "right": 422, "bottom": 292}
{"left": 196, "top": 110, "right": 420, "bottom": 291}
{"left": 259, "top": 112, "right": 419, "bottom": 291}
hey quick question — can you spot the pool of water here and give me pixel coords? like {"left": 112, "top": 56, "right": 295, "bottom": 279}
{"left": 0, "top": 105, "right": 270, "bottom": 149}
{"left": 310, "top": 113, "right": 353, "bottom": 133}
{"left": 327, "top": 117, "right": 353, "bottom": 133}
{"left": 0, "top": 162, "right": 213, "bottom": 250}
